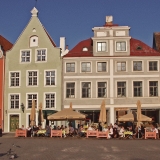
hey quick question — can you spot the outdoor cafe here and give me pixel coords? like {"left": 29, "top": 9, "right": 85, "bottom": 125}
{"left": 15, "top": 100, "right": 160, "bottom": 140}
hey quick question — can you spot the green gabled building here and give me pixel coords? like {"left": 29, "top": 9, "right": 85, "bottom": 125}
{"left": 4, "top": 7, "right": 62, "bottom": 132}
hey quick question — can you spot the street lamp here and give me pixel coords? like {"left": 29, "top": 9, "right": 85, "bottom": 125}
{"left": 21, "top": 103, "right": 25, "bottom": 113}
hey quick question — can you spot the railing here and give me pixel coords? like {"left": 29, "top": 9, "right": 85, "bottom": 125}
{"left": 145, "top": 129, "right": 156, "bottom": 139}
{"left": 97, "top": 131, "right": 108, "bottom": 139}
{"left": 50, "top": 129, "right": 62, "bottom": 138}
{"left": 15, "top": 129, "right": 27, "bottom": 137}
{"left": 86, "top": 130, "right": 98, "bottom": 138}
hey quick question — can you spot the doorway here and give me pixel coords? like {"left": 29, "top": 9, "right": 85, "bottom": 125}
{"left": 10, "top": 115, "right": 19, "bottom": 132}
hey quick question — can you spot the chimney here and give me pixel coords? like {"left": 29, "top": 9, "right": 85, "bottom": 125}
{"left": 60, "top": 37, "right": 65, "bottom": 53}
{"left": 105, "top": 16, "right": 113, "bottom": 25}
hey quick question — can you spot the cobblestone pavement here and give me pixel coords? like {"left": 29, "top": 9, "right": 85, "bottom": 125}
{"left": 1, "top": 136, "right": 160, "bottom": 160}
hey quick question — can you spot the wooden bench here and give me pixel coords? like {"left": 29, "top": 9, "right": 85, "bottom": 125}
{"left": 86, "top": 130, "right": 98, "bottom": 138}
{"left": 97, "top": 131, "right": 108, "bottom": 139}
{"left": 15, "top": 129, "right": 27, "bottom": 137}
{"left": 50, "top": 129, "right": 62, "bottom": 138}
{"left": 145, "top": 129, "right": 156, "bottom": 139}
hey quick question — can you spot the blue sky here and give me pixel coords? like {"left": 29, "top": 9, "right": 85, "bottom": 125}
{"left": 1, "top": 0, "right": 160, "bottom": 49}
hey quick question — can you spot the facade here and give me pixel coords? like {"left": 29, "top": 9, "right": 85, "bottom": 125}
{"left": 63, "top": 16, "right": 160, "bottom": 125}
{"left": 0, "top": 35, "right": 12, "bottom": 130}
{"left": 4, "top": 8, "right": 62, "bottom": 132}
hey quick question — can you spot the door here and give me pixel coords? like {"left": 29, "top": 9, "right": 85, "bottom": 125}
{"left": 10, "top": 115, "right": 19, "bottom": 132}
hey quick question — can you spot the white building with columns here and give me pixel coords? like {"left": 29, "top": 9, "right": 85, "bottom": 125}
{"left": 62, "top": 16, "right": 160, "bottom": 125}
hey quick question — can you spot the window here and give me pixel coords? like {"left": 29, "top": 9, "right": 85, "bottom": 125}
{"left": 28, "top": 71, "right": 37, "bottom": 86}
{"left": 97, "top": 82, "right": 107, "bottom": 98}
{"left": 45, "top": 94, "right": 55, "bottom": 108}
{"left": 30, "top": 36, "right": 38, "bottom": 47}
{"left": 66, "top": 83, "right": 75, "bottom": 98}
{"left": 27, "top": 94, "right": 37, "bottom": 108}
{"left": 81, "top": 62, "right": 91, "bottom": 72}
{"left": 82, "top": 47, "right": 88, "bottom": 51}
{"left": 82, "top": 82, "right": 91, "bottom": 98}
{"left": 97, "top": 42, "right": 106, "bottom": 52}
{"left": 116, "top": 42, "right": 126, "bottom": 51}
{"left": 117, "top": 82, "right": 126, "bottom": 97}
{"left": 37, "top": 49, "right": 46, "bottom": 61}
{"left": 66, "top": 63, "right": 75, "bottom": 72}
{"left": 149, "top": 61, "right": 157, "bottom": 71}
{"left": 133, "top": 81, "right": 142, "bottom": 97}
{"left": 117, "top": 62, "right": 126, "bottom": 71}
{"left": 133, "top": 61, "right": 142, "bottom": 71}
{"left": 21, "top": 51, "right": 30, "bottom": 62}
{"left": 45, "top": 71, "right": 55, "bottom": 85}
{"left": 10, "top": 94, "right": 19, "bottom": 109}
{"left": 97, "top": 62, "right": 106, "bottom": 72}
{"left": 10, "top": 72, "right": 19, "bottom": 86}
{"left": 149, "top": 81, "right": 158, "bottom": 97}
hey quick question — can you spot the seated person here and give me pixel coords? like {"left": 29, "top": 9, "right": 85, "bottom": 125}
{"left": 108, "top": 126, "right": 113, "bottom": 139}
{"left": 103, "top": 126, "right": 108, "bottom": 132}
{"left": 64, "top": 126, "right": 69, "bottom": 137}
{"left": 45, "top": 125, "right": 51, "bottom": 137}
{"left": 113, "top": 128, "right": 118, "bottom": 138}
{"left": 27, "top": 126, "right": 32, "bottom": 137}
{"left": 119, "top": 126, "right": 125, "bottom": 138}
{"left": 32, "top": 125, "right": 39, "bottom": 137}
{"left": 151, "top": 125, "right": 159, "bottom": 139}
{"left": 79, "top": 125, "right": 85, "bottom": 137}
{"left": 88, "top": 125, "right": 94, "bottom": 131}
{"left": 21, "top": 125, "right": 25, "bottom": 130}
{"left": 69, "top": 125, "right": 74, "bottom": 137}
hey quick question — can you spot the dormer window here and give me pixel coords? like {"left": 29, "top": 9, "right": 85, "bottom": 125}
{"left": 82, "top": 47, "right": 88, "bottom": 51}
{"left": 30, "top": 35, "right": 38, "bottom": 47}
{"left": 136, "top": 46, "right": 142, "bottom": 50}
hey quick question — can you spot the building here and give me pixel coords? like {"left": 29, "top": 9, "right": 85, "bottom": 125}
{"left": 4, "top": 8, "right": 62, "bottom": 132}
{"left": 0, "top": 35, "right": 12, "bottom": 130}
{"left": 63, "top": 16, "right": 160, "bottom": 125}
{"left": 153, "top": 32, "right": 160, "bottom": 52}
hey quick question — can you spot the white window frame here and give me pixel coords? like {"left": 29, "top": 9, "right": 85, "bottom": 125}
{"left": 80, "top": 81, "right": 92, "bottom": 98}
{"left": 66, "top": 62, "right": 76, "bottom": 72}
{"left": 20, "top": 49, "right": 31, "bottom": 63}
{"left": 96, "top": 41, "right": 108, "bottom": 52}
{"left": 96, "top": 62, "right": 107, "bottom": 72}
{"left": 26, "top": 93, "right": 38, "bottom": 110}
{"left": 44, "top": 92, "right": 56, "bottom": 109}
{"left": 65, "top": 61, "right": 77, "bottom": 73}
{"left": 132, "top": 80, "right": 144, "bottom": 97}
{"left": 132, "top": 60, "right": 144, "bottom": 72}
{"left": 64, "top": 81, "right": 77, "bottom": 99}
{"left": 35, "top": 48, "right": 47, "bottom": 63}
{"left": 96, "top": 81, "right": 108, "bottom": 98}
{"left": 80, "top": 61, "right": 92, "bottom": 73}
{"left": 148, "top": 80, "right": 159, "bottom": 97}
{"left": 116, "top": 61, "right": 126, "bottom": 72}
{"left": 44, "top": 70, "right": 56, "bottom": 87}
{"left": 147, "top": 60, "right": 159, "bottom": 72}
{"left": 8, "top": 93, "right": 20, "bottom": 110}
{"left": 65, "top": 82, "right": 76, "bottom": 99}
{"left": 26, "top": 70, "right": 39, "bottom": 87}
{"left": 9, "top": 71, "right": 21, "bottom": 88}
{"left": 115, "top": 41, "right": 127, "bottom": 52}
{"left": 115, "top": 80, "right": 128, "bottom": 98}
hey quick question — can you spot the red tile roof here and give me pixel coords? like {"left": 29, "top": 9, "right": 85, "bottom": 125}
{"left": 64, "top": 38, "right": 93, "bottom": 57}
{"left": 130, "top": 38, "right": 160, "bottom": 56}
{"left": 64, "top": 37, "right": 160, "bottom": 57}
{"left": 0, "top": 35, "right": 13, "bottom": 52}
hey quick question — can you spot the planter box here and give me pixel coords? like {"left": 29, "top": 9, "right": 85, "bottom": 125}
{"left": 50, "top": 129, "right": 62, "bottom": 138}
{"left": 15, "top": 129, "right": 27, "bottom": 137}
{"left": 86, "top": 130, "right": 98, "bottom": 138}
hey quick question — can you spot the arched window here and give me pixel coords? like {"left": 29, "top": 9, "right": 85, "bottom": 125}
{"left": 30, "top": 35, "right": 38, "bottom": 47}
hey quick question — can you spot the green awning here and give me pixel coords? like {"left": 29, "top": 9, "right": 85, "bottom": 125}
{"left": 42, "top": 110, "right": 57, "bottom": 119}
